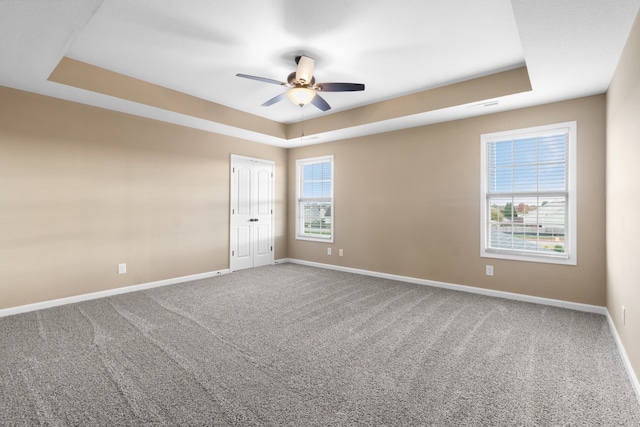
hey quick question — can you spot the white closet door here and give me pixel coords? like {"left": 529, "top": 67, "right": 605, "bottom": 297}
{"left": 230, "top": 155, "right": 274, "bottom": 271}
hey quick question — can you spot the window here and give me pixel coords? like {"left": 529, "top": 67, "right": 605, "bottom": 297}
{"left": 296, "top": 155, "right": 334, "bottom": 242}
{"left": 480, "top": 122, "right": 576, "bottom": 265}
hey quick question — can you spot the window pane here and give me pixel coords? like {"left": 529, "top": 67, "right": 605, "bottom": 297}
{"left": 539, "top": 134, "right": 566, "bottom": 159}
{"left": 303, "top": 161, "right": 332, "bottom": 181}
{"left": 538, "top": 164, "right": 566, "bottom": 191}
{"left": 300, "top": 201, "right": 332, "bottom": 238}
{"left": 309, "top": 182, "right": 323, "bottom": 197}
{"left": 513, "top": 138, "right": 537, "bottom": 166}
{"left": 487, "top": 133, "right": 567, "bottom": 195}
{"left": 488, "top": 196, "right": 566, "bottom": 254}
{"left": 513, "top": 165, "right": 537, "bottom": 192}
{"left": 488, "top": 167, "right": 512, "bottom": 192}
{"left": 490, "top": 141, "right": 512, "bottom": 167}
{"left": 302, "top": 161, "right": 332, "bottom": 198}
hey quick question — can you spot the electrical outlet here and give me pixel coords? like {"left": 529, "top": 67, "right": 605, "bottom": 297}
{"left": 327, "top": 248, "right": 332, "bottom": 255}
{"left": 339, "top": 249, "right": 344, "bottom": 257}
{"left": 118, "top": 263, "right": 127, "bottom": 274}
{"left": 622, "top": 305, "right": 626, "bottom": 325}
{"left": 486, "top": 265, "right": 494, "bottom": 276}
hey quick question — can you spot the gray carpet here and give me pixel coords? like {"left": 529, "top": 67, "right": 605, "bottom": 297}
{"left": 1, "top": 263, "right": 639, "bottom": 426}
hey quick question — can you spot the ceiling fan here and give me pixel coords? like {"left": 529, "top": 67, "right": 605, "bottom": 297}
{"left": 236, "top": 55, "right": 365, "bottom": 111}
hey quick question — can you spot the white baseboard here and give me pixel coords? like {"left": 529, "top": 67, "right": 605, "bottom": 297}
{"left": 0, "top": 269, "right": 230, "bottom": 318}
{"left": 281, "top": 258, "right": 606, "bottom": 314}
{"left": 606, "top": 312, "right": 640, "bottom": 404}
{"left": 279, "top": 258, "right": 639, "bottom": 403}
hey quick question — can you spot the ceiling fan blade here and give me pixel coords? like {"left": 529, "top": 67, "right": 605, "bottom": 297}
{"left": 295, "top": 55, "right": 315, "bottom": 85}
{"left": 236, "top": 73, "right": 285, "bottom": 86}
{"left": 315, "top": 82, "right": 365, "bottom": 92}
{"left": 310, "top": 93, "right": 331, "bottom": 111}
{"left": 261, "top": 92, "right": 288, "bottom": 107}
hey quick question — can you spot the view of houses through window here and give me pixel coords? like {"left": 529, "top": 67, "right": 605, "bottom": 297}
{"left": 488, "top": 197, "right": 566, "bottom": 253}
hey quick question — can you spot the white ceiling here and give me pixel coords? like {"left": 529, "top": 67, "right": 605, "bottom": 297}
{"left": 0, "top": 0, "right": 638, "bottom": 147}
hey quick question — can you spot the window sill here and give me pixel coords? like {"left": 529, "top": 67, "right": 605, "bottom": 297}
{"left": 482, "top": 249, "right": 576, "bottom": 266}
{"left": 296, "top": 235, "right": 334, "bottom": 243}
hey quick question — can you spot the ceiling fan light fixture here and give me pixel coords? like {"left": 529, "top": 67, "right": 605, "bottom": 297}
{"left": 287, "top": 87, "right": 316, "bottom": 107}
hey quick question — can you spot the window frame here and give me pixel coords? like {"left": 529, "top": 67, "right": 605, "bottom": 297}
{"left": 295, "top": 155, "right": 334, "bottom": 243}
{"left": 480, "top": 121, "right": 577, "bottom": 265}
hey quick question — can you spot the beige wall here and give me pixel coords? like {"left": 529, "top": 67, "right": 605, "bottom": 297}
{"left": 289, "top": 95, "right": 606, "bottom": 306}
{"left": 607, "top": 13, "right": 640, "bottom": 383}
{"left": 0, "top": 85, "right": 608, "bottom": 312}
{"left": 0, "top": 86, "right": 287, "bottom": 309}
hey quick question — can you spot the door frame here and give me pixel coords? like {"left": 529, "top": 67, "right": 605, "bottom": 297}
{"left": 229, "top": 154, "right": 275, "bottom": 272}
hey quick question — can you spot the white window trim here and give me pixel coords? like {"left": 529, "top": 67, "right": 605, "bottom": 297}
{"left": 480, "top": 121, "right": 577, "bottom": 265}
{"left": 296, "top": 155, "right": 334, "bottom": 243}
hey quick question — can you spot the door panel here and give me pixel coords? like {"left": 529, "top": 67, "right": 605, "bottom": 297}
{"left": 257, "top": 169, "right": 271, "bottom": 215}
{"left": 236, "top": 226, "right": 251, "bottom": 258}
{"left": 237, "top": 167, "right": 251, "bottom": 215}
{"left": 255, "top": 224, "right": 271, "bottom": 267}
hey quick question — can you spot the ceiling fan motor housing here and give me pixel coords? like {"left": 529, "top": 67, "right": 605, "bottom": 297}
{"left": 287, "top": 71, "right": 315, "bottom": 87}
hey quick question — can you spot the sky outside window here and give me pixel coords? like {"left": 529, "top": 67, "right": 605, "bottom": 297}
{"left": 488, "top": 134, "right": 567, "bottom": 194}
{"left": 302, "top": 161, "right": 332, "bottom": 198}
